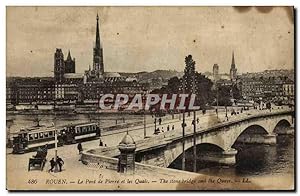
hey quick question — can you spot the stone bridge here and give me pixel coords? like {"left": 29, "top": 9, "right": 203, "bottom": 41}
{"left": 82, "top": 110, "right": 294, "bottom": 169}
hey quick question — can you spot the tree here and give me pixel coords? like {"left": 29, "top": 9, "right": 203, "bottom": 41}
{"left": 213, "top": 85, "right": 232, "bottom": 106}
{"left": 232, "top": 83, "right": 242, "bottom": 100}
{"left": 183, "top": 55, "right": 196, "bottom": 93}
{"left": 157, "top": 64, "right": 213, "bottom": 109}
{"left": 166, "top": 77, "right": 181, "bottom": 93}
{"left": 194, "top": 72, "right": 214, "bottom": 108}
{"left": 150, "top": 55, "right": 214, "bottom": 110}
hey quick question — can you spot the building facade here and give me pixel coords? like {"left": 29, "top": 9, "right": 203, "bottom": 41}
{"left": 13, "top": 78, "right": 55, "bottom": 105}
{"left": 240, "top": 76, "right": 294, "bottom": 103}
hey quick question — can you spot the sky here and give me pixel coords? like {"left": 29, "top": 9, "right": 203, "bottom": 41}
{"left": 6, "top": 6, "right": 294, "bottom": 77}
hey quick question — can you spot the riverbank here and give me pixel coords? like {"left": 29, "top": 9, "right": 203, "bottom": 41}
{"left": 6, "top": 104, "right": 256, "bottom": 115}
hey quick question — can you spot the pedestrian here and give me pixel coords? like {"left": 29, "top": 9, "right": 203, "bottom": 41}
{"left": 159, "top": 118, "right": 162, "bottom": 125}
{"left": 162, "top": 127, "right": 164, "bottom": 132}
{"left": 56, "top": 156, "right": 64, "bottom": 172}
{"left": 172, "top": 125, "right": 174, "bottom": 130}
{"left": 192, "top": 120, "right": 195, "bottom": 125}
{"left": 197, "top": 118, "right": 199, "bottom": 124}
{"left": 167, "top": 125, "right": 170, "bottom": 131}
{"left": 77, "top": 142, "right": 83, "bottom": 154}
{"left": 48, "top": 158, "right": 56, "bottom": 172}
{"left": 99, "top": 138, "right": 103, "bottom": 146}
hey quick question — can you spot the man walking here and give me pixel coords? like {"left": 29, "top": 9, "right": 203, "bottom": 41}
{"left": 48, "top": 158, "right": 56, "bottom": 172}
{"left": 56, "top": 156, "right": 64, "bottom": 172}
{"left": 99, "top": 138, "right": 103, "bottom": 146}
{"left": 77, "top": 142, "right": 83, "bottom": 154}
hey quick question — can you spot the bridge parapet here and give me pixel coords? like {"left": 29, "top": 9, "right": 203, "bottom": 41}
{"left": 82, "top": 109, "right": 294, "bottom": 168}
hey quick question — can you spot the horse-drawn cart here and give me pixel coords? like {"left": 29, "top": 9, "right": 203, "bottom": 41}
{"left": 28, "top": 157, "right": 46, "bottom": 171}
{"left": 28, "top": 146, "right": 48, "bottom": 171}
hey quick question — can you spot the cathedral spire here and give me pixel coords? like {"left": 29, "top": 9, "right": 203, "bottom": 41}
{"left": 93, "top": 13, "right": 104, "bottom": 78}
{"left": 230, "top": 51, "right": 237, "bottom": 81}
{"left": 67, "top": 50, "right": 72, "bottom": 61}
{"left": 231, "top": 51, "right": 235, "bottom": 68}
{"left": 95, "top": 13, "right": 101, "bottom": 49}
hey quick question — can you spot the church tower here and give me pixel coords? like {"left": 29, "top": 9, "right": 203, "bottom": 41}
{"left": 230, "top": 51, "right": 237, "bottom": 81}
{"left": 54, "top": 48, "right": 65, "bottom": 83}
{"left": 213, "top": 63, "right": 219, "bottom": 82}
{"left": 93, "top": 14, "right": 104, "bottom": 78}
{"left": 65, "top": 50, "right": 75, "bottom": 73}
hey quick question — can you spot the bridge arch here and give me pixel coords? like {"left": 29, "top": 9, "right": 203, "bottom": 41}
{"left": 273, "top": 119, "right": 292, "bottom": 134}
{"left": 167, "top": 143, "right": 225, "bottom": 169}
{"left": 239, "top": 124, "right": 269, "bottom": 135}
{"left": 195, "top": 143, "right": 225, "bottom": 152}
{"left": 225, "top": 115, "right": 293, "bottom": 150}
{"left": 231, "top": 124, "right": 269, "bottom": 146}
{"left": 160, "top": 113, "right": 293, "bottom": 168}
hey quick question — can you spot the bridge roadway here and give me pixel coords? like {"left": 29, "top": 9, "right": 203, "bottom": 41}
{"left": 83, "top": 107, "right": 294, "bottom": 167}
{"left": 98, "top": 106, "right": 292, "bottom": 147}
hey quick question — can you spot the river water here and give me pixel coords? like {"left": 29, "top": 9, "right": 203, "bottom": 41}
{"left": 6, "top": 113, "right": 145, "bottom": 134}
{"left": 178, "top": 134, "right": 294, "bottom": 178}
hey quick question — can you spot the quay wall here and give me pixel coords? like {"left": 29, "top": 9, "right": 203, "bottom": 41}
{"left": 81, "top": 149, "right": 197, "bottom": 177}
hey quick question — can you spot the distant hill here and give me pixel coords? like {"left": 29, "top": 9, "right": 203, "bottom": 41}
{"left": 119, "top": 70, "right": 183, "bottom": 81}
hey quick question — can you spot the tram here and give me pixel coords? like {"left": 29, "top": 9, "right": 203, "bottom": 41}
{"left": 62, "top": 122, "right": 101, "bottom": 144}
{"left": 12, "top": 122, "right": 101, "bottom": 154}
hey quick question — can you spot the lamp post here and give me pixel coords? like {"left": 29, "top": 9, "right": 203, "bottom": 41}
{"left": 182, "top": 79, "right": 186, "bottom": 171}
{"left": 216, "top": 84, "right": 219, "bottom": 118}
{"left": 225, "top": 105, "right": 228, "bottom": 120}
{"left": 51, "top": 70, "right": 59, "bottom": 173}
{"left": 53, "top": 113, "right": 58, "bottom": 173}
{"left": 154, "top": 118, "right": 157, "bottom": 134}
{"left": 182, "top": 110, "right": 186, "bottom": 171}
{"left": 192, "top": 74, "right": 197, "bottom": 172}
{"left": 143, "top": 89, "right": 147, "bottom": 139}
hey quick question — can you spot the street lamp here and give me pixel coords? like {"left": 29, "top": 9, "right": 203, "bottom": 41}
{"left": 53, "top": 113, "right": 59, "bottom": 173}
{"left": 192, "top": 74, "right": 197, "bottom": 172}
{"left": 143, "top": 89, "right": 147, "bottom": 139}
{"left": 213, "top": 82, "right": 219, "bottom": 118}
{"left": 154, "top": 118, "right": 157, "bottom": 134}
{"left": 181, "top": 78, "right": 186, "bottom": 171}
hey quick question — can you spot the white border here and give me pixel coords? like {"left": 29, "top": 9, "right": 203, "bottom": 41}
{"left": 1, "top": 1, "right": 298, "bottom": 196}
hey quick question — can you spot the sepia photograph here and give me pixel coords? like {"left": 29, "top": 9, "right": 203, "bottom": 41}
{"left": 5, "top": 6, "right": 295, "bottom": 191}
